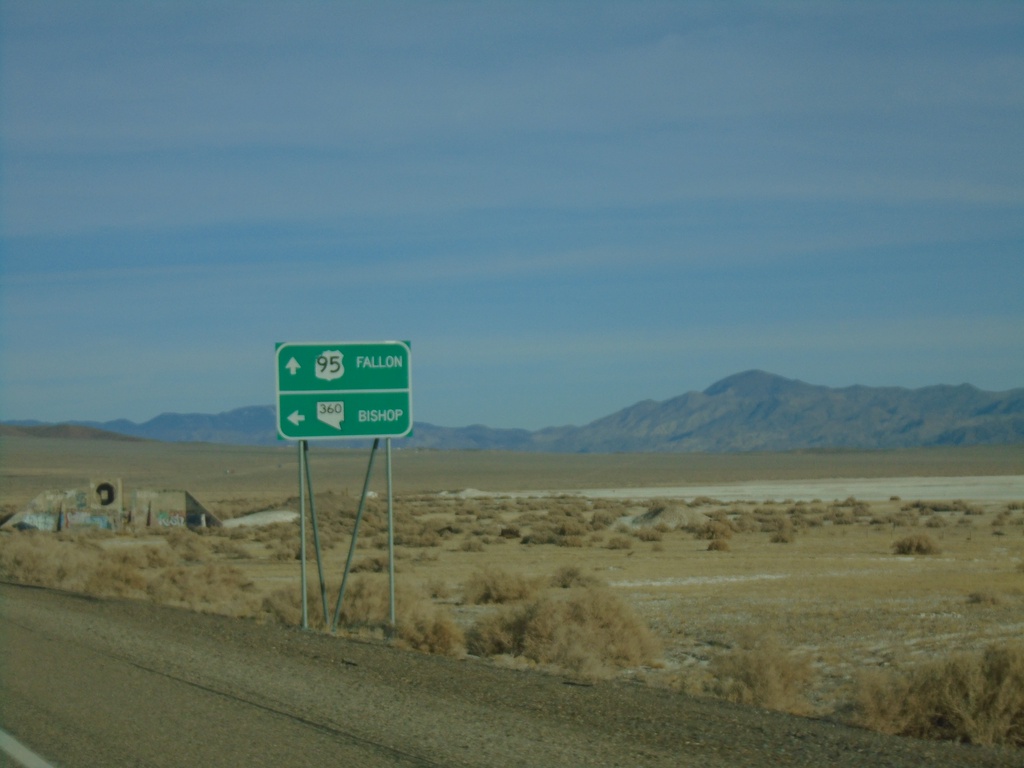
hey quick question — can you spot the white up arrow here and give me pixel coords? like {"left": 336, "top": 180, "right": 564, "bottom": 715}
{"left": 287, "top": 411, "right": 305, "bottom": 426}
{"left": 286, "top": 357, "right": 301, "bottom": 375}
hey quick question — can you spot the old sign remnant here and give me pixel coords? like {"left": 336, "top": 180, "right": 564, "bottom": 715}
{"left": 0, "top": 480, "right": 220, "bottom": 532}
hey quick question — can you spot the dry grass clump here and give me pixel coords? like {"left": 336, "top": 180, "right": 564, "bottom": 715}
{"left": 967, "top": 591, "right": 1002, "bottom": 606}
{"left": 634, "top": 527, "right": 663, "bottom": 542}
{"left": 262, "top": 575, "right": 464, "bottom": 656}
{"left": 549, "top": 565, "right": 603, "bottom": 589}
{"left": 605, "top": 535, "right": 633, "bottom": 550}
{"left": 589, "top": 509, "right": 617, "bottom": 530}
{"left": 0, "top": 533, "right": 169, "bottom": 595}
{"left": 350, "top": 554, "right": 393, "bottom": 573}
{"left": 854, "top": 643, "right": 1024, "bottom": 747}
{"left": 392, "top": 520, "right": 442, "bottom": 548}
{"left": 466, "top": 586, "right": 661, "bottom": 680}
{"left": 463, "top": 567, "right": 541, "bottom": 604}
{"left": 147, "top": 563, "right": 260, "bottom": 616}
{"left": 892, "top": 533, "right": 940, "bottom": 555}
{"left": 0, "top": 530, "right": 259, "bottom": 616}
{"left": 340, "top": 575, "right": 464, "bottom": 656}
{"left": 825, "top": 506, "right": 857, "bottom": 525}
{"left": 768, "top": 519, "right": 796, "bottom": 544}
{"left": 706, "top": 538, "right": 731, "bottom": 552}
{"left": 160, "top": 527, "right": 214, "bottom": 562}
{"left": 707, "top": 632, "right": 814, "bottom": 715}
{"left": 694, "top": 520, "right": 734, "bottom": 541}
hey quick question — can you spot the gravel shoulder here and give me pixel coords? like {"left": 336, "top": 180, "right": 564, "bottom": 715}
{"left": 2, "top": 583, "right": 1020, "bottom": 768}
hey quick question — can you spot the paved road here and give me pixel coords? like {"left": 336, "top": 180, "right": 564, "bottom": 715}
{"left": 1, "top": 583, "right": 1019, "bottom": 767}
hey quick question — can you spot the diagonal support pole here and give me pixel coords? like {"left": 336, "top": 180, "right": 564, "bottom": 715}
{"left": 303, "top": 440, "right": 329, "bottom": 626}
{"left": 331, "top": 438, "right": 380, "bottom": 633}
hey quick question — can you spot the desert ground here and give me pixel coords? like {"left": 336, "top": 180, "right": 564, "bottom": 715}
{"left": 2, "top": 435, "right": 1023, "bottom": 755}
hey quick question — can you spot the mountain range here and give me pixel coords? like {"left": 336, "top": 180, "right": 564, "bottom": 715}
{"left": 6, "top": 371, "right": 1024, "bottom": 452}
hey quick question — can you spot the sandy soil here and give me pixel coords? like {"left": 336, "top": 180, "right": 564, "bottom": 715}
{"left": 464, "top": 475, "right": 1024, "bottom": 502}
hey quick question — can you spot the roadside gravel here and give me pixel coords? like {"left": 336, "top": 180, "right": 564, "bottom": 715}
{"left": 2, "top": 583, "right": 1020, "bottom": 767}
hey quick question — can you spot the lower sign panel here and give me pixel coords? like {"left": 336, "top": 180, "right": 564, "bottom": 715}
{"left": 278, "top": 392, "right": 412, "bottom": 439}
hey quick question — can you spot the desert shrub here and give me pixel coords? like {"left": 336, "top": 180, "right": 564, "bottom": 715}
{"left": 634, "top": 528, "right": 663, "bottom": 542}
{"left": 260, "top": 586, "right": 294, "bottom": 621}
{"left": 1, "top": 534, "right": 80, "bottom": 587}
{"left": 853, "top": 643, "right": 1024, "bottom": 747}
{"left": 350, "top": 554, "right": 392, "bottom": 573}
{"left": 147, "top": 563, "right": 258, "bottom": 616}
{"left": 396, "top": 600, "right": 465, "bottom": 656}
{"left": 733, "top": 512, "right": 759, "bottom": 533}
{"left": 463, "top": 567, "right": 540, "bottom": 605}
{"left": 0, "top": 535, "right": 186, "bottom": 600}
{"left": 589, "top": 509, "right": 617, "bottom": 530}
{"left": 161, "top": 529, "right": 214, "bottom": 562}
{"left": 426, "top": 578, "right": 451, "bottom": 599}
{"left": 769, "top": 521, "right": 796, "bottom": 544}
{"left": 550, "top": 565, "right": 602, "bottom": 589}
{"left": 393, "top": 523, "right": 441, "bottom": 548}
{"left": 924, "top": 515, "right": 948, "bottom": 528}
{"left": 825, "top": 507, "right": 857, "bottom": 525}
{"left": 336, "top": 575, "right": 463, "bottom": 656}
{"left": 605, "top": 535, "right": 633, "bottom": 550}
{"left": 520, "top": 524, "right": 561, "bottom": 546}
{"left": 707, "top": 538, "right": 731, "bottom": 552}
{"left": 695, "top": 521, "right": 734, "bottom": 541}
{"left": 892, "top": 534, "right": 940, "bottom": 555}
{"left": 210, "top": 538, "right": 250, "bottom": 559}
{"left": 551, "top": 518, "right": 588, "bottom": 538}
{"left": 81, "top": 552, "right": 151, "bottom": 598}
{"left": 251, "top": 521, "right": 295, "bottom": 543}
{"left": 459, "top": 538, "right": 485, "bottom": 552}
{"left": 967, "top": 591, "right": 1001, "bottom": 606}
{"left": 707, "top": 632, "right": 813, "bottom": 715}
{"left": 499, "top": 525, "right": 520, "bottom": 539}
{"left": 466, "top": 586, "right": 660, "bottom": 679}
{"left": 688, "top": 496, "right": 722, "bottom": 507}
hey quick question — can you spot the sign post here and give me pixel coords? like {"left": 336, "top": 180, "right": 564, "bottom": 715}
{"left": 276, "top": 341, "right": 411, "bottom": 633}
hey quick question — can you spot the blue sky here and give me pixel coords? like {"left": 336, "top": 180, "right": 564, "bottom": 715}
{"left": 2, "top": 1, "right": 1022, "bottom": 430}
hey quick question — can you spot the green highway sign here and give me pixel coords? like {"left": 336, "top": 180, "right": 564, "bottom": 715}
{"left": 276, "top": 341, "right": 412, "bottom": 440}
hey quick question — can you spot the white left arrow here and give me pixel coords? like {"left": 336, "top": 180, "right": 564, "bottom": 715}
{"left": 287, "top": 411, "right": 305, "bottom": 426}
{"left": 286, "top": 357, "right": 301, "bottom": 375}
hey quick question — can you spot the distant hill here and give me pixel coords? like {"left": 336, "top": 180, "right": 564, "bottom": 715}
{"left": 4, "top": 371, "right": 1023, "bottom": 452}
{"left": 532, "top": 370, "right": 1024, "bottom": 452}
{"left": 0, "top": 423, "right": 145, "bottom": 441}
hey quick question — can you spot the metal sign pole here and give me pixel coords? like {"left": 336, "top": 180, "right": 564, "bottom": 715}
{"left": 303, "top": 441, "right": 329, "bottom": 626}
{"left": 298, "top": 439, "right": 308, "bottom": 630}
{"left": 386, "top": 437, "right": 396, "bottom": 633}
{"left": 331, "top": 438, "right": 380, "bottom": 632}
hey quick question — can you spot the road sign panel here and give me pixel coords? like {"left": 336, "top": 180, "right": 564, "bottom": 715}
{"left": 276, "top": 341, "right": 412, "bottom": 440}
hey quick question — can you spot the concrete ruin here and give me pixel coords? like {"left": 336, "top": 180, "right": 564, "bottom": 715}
{"left": 0, "top": 479, "right": 221, "bottom": 532}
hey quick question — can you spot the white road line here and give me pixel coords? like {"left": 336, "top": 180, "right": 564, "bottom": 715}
{"left": 0, "top": 729, "right": 56, "bottom": 768}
